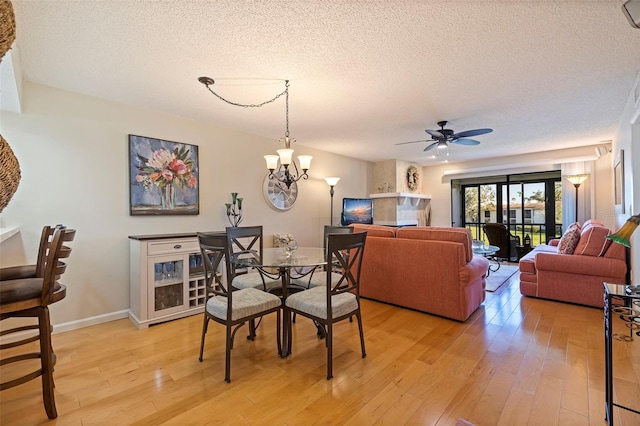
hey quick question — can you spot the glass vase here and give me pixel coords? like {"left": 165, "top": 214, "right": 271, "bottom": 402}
{"left": 161, "top": 184, "right": 176, "bottom": 210}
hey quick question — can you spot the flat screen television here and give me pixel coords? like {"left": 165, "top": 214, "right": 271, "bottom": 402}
{"left": 341, "top": 198, "right": 373, "bottom": 225}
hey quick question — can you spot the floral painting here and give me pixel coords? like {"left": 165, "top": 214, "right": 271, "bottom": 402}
{"left": 129, "top": 134, "right": 199, "bottom": 215}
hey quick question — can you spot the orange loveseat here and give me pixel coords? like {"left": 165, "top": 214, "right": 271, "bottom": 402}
{"left": 518, "top": 220, "right": 627, "bottom": 308}
{"left": 350, "top": 224, "right": 490, "bottom": 321}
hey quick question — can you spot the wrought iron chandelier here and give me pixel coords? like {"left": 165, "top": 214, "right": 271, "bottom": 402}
{"left": 198, "top": 77, "right": 311, "bottom": 189}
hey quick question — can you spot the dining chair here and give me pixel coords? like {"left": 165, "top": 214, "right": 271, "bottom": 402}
{"left": 0, "top": 225, "right": 76, "bottom": 419}
{"left": 284, "top": 231, "right": 367, "bottom": 379}
{"left": 292, "top": 225, "right": 353, "bottom": 288}
{"left": 197, "top": 232, "right": 281, "bottom": 383}
{"left": 225, "top": 226, "right": 281, "bottom": 292}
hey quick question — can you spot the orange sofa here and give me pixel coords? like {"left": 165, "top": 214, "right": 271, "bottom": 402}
{"left": 350, "top": 224, "right": 490, "bottom": 321}
{"left": 518, "top": 220, "right": 627, "bottom": 308}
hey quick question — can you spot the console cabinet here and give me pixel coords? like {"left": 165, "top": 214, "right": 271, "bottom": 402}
{"left": 129, "top": 233, "right": 211, "bottom": 329}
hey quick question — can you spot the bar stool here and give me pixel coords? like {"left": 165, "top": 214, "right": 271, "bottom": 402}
{"left": 0, "top": 225, "right": 76, "bottom": 419}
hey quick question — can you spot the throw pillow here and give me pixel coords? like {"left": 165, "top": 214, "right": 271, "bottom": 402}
{"left": 583, "top": 219, "right": 603, "bottom": 228}
{"left": 557, "top": 223, "right": 581, "bottom": 254}
{"left": 574, "top": 225, "right": 611, "bottom": 256}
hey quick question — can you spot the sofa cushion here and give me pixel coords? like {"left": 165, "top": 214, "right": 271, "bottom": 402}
{"left": 583, "top": 219, "right": 603, "bottom": 227}
{"left": 518, "top": 244, "right": 557, "bottom": 274}
{"left": 350, "top": 224, "right": 397, "bottom": 238}
{"left": 557, "top": 223, "right": 581, "bottom": 254}
{"left": 574, "top": 225, "right": 611, "bottom": 257}
{"left": 397, "top": 227, "right": 473, "bottom": 262}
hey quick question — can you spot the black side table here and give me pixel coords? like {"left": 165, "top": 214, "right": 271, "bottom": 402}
{"left": 515, "top": 245, "right": 533, "bottom": 261}
{"left": 603, "top": 282, "right": 640, "bottom": 425}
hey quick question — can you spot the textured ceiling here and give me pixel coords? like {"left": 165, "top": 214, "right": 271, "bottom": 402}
{"left": 6, "top": 0, "right": 640, "bottom": 165}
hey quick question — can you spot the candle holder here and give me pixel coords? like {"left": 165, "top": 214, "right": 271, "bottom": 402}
{"left": 225, "top": 193, "right": 243, "bottom": 227}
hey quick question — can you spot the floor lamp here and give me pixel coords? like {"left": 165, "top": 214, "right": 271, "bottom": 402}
{"left": 566, "top": 174, "right": 589, "bottom": 223}
{"left": 324, "top": 177, "right": 340, "bottom": 226}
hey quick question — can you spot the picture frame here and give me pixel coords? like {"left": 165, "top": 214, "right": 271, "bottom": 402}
{"left": 614, "top": 149, "right": 624, "bottom": 214}
{"left": 129, "top": 134, "right": 199, "bottom": 215}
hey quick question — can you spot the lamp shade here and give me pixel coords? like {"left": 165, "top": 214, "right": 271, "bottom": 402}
{"left": 324, "top": 177, "right": 340, "bottom": 186}
{"left": 264, "top": 155, "right": 279, "bottom": 170}
{"left": 606, "top": 214, "right": 640, "bottom": 248}
{"left": 566, "top": 174, "right": 589, "bottom": 186}
{"left": 277, "top": 149, "right": 294, "bottom": 166}
{"left": 297, "top": 155, "right": 312, "bottom": 170}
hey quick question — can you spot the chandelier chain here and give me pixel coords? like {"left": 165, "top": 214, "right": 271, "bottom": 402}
{"left": 285, "top": 81, "right": 290, "bottom": 138}
{"left": 202, "top": 80, "right": 288, "bottom": 109}
{"left": 199, "top": 77, "right": 307, "bottom": 189}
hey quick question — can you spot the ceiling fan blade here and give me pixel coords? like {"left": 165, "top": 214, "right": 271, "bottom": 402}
{"left": 395, "top": 139, "right": 430, "bottom": 146}
{"left": 451, "top": 138, "right": 480, "bottom": 146}
{"left": 423, "top": 142, "right": 439, "bottom": 151}
{"left": 425, "top": 129, "right": 444, "bottom": 138}
{"left": 452, "top": 128, "right": 493, "bottom": 138}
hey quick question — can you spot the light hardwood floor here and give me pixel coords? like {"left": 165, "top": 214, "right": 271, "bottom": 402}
{"left": 1, "top": 272, "right": 639, "bottom": 425}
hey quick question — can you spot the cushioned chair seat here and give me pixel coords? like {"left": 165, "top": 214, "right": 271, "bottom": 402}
{"left": 206, "top": 287, "right": 281, "bottom": 321}
{"left": 231, "top": 272, "right": 280, "bottom": 291}
{"left": 285, "top": 285, "right": 358, "bottom": 319}
{"left": 0, "top": 278, "right": 64, "bottom": 305}
{"left": 291, "top": 271, "right": 343, "bottom": 288}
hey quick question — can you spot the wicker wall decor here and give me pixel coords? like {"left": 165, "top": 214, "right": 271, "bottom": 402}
{"left": 0, "top": 135, "right": 21, "bottom": 213}
{"left": 0, "top": 0, "right": 16, "bottom": 59}
{"left": 0, "top": 0, "right": 20, "bottom": 213}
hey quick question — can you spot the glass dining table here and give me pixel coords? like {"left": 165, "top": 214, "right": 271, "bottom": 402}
{"left": 232, "top": 247, "right": 326, "bottom": 357}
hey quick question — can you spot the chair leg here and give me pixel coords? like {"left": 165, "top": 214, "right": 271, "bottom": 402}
{"left": 326, "top": 323, "right": 333, "bottom": 380}
{"left": 199, "top": 315, "right": 209, "bottom": 362}
{"left": 276, "top": 310, "right": 282, "bottom": 356}
{"left": 38, "top": 307, "right": 57, "bottom": 419}
{"left": 225, "top": 325, "right": 232, "bottom": 383}
{"left": 356, "top": 311, "right": 366, "bottom": 358}
{"left": 247, "top": 318, "right": 257, "bottom": 341}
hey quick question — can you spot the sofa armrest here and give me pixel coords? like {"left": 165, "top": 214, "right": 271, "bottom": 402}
{"left": 534, "top": 252, "right": 626, "bottom": 277}
{"left": 548, "top": 239, "right": 560, "bottom": 246}
{"left": 460, "top": 256, "right": 490, "bottom": 285}
{"left": 0, "top": 265, "right": 37, "bottom": 281}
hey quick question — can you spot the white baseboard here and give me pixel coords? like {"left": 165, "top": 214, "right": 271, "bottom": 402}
{"left": 53, "top": 309, "right": 130, "bottom": 334}
{"left": 1, "top": 310, "right": 131, "bottom": 344}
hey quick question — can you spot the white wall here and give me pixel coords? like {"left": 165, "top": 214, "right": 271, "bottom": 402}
{"left": 611, "top": 71, "right": 640, "bottom": 284}
{"left": 0, "top": 82, "right": 372, "bottom": 327}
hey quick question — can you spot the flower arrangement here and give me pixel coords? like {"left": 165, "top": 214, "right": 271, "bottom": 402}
{"left": 275, "top": 233, "right": 297, "bottom": 254}
{"left": 135, "top": 146, "right": 197, "bottom": 209}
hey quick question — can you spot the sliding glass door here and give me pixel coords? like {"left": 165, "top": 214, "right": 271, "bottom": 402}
{"left": 458, "top": 171, "right": 562, "bottom": 247}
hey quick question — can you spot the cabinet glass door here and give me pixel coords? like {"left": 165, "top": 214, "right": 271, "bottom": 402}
{"left": 149, "top": 257, "right": 185, "bottom": 317}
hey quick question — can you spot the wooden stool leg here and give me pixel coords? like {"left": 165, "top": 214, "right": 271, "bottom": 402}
{"left": 38, "top": 307, "right": 57, "bottom": 419}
